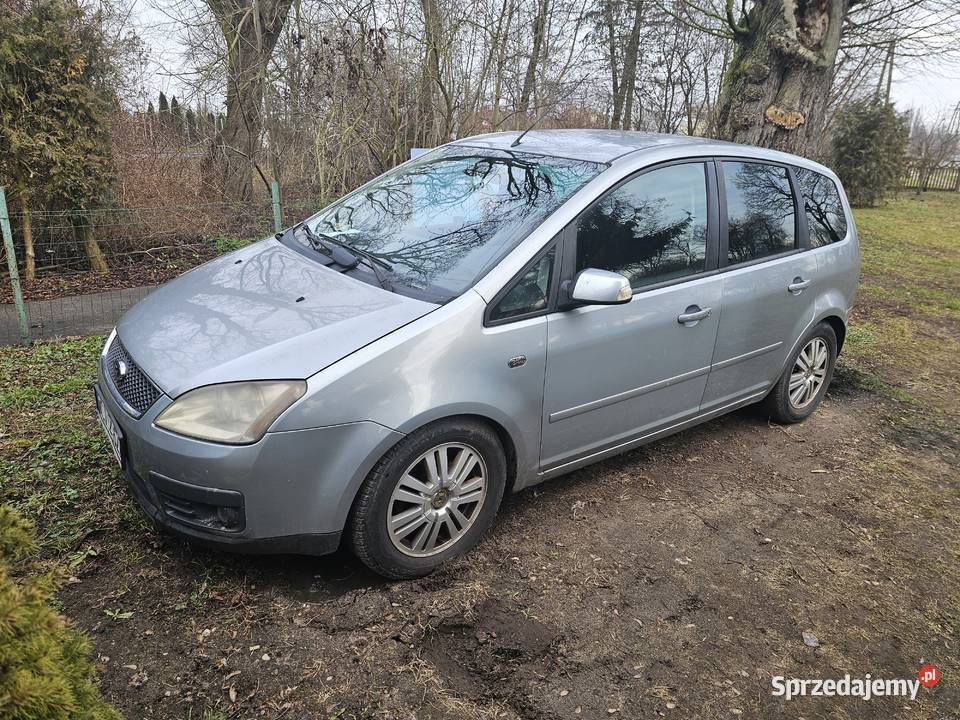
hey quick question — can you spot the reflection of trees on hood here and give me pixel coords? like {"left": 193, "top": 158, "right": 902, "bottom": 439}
{"left": 727, "top": 163, "right": 795, "bottom": 263}
{"left": 579, "top": 194, "right": 704, "bottom": 282}
{"left": 316, "top": 152, "right": 595, "bottom": 292}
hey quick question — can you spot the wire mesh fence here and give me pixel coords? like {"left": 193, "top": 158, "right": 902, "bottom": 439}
{"left": 0, "top": 191, "right": 321, "bottom": 345}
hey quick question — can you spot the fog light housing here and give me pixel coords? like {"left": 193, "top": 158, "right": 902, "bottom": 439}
{"left": 217, "top": 506, "right": 242, "bottom": 531}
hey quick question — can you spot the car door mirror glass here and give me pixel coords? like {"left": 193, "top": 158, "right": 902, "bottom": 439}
{"left": 569, "top": 268, "right": 633, "bottom": 306}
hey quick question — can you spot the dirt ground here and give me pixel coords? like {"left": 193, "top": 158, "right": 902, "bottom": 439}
{"left": 56, "top": 382, "right": 959, "bottom": 720}
{"left": 2, "top": 193, "right": 958, "bottom": 719}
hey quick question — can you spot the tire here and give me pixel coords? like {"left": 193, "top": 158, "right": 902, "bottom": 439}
{"left": 348, "top": 418, "right": 506, "bottom": 580}
{"left": 763, "top": 322, "right": 838, "bottom": 424}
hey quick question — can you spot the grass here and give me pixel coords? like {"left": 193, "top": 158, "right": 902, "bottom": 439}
{"left": 0, "top": 193, "right": 958, "bottom": 555}
{"left": 853, "top": 191, "right": 960, "bottom": 317}
{"left": 837, "top": 191, "right": 960, "bottom": 430}
{"left": 212, "top": 233, "right": 254, "bottom": 254}
{"left": 0, "top": 335, "right": 146, "bottom": 554}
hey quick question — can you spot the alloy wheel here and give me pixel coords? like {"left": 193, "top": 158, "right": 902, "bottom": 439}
{"left": 386, "top": 443, "right": 487, "bottom": 557}
{"left": 789, "top": 337, "right": 829, "bottom": 409}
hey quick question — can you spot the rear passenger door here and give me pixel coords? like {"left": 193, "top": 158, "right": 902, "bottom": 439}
{"left": 700, "top": 159, "right": 818, "bottom": 411}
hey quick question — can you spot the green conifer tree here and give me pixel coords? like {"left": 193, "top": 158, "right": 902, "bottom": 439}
{"left": 0, "top": 505, "right": 120, "bottom": 720}
{"left": 0, "top": 0, "right": 115, "bottom": 274}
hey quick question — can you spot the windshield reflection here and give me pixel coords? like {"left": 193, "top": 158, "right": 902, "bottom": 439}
{"left": 300, "top": 147, "right": 603, "bottom": 300}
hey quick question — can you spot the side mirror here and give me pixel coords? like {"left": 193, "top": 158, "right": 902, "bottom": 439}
{"left": 569, "top": 268, "right": 633, "bottom": 306}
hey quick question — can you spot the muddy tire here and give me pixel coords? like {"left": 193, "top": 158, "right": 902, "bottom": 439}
{"left": 348, "top": 419, "right": 506, "bottom": 580}
{"left": 764, "top": 322, "right": 838, "bottom": 424}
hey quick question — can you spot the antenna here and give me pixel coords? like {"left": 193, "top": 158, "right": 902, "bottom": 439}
{"left": 511, "top": 116, "right": 540, "bottom": 147}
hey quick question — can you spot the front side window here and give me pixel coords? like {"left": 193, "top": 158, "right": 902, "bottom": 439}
{"left": 794, "top": 168, "right": 848, "bottom": 247}
{"left": 489, "top": 248, "right": 555, "bottom": 322}
{"left": 575, "top": 162, "right": 709, "bottom": 289}
{"left": 722, "top": 161, "right": 796, "bottom": 264}
{"left": 300, "top": 146, "right": 602, "bottom": 302}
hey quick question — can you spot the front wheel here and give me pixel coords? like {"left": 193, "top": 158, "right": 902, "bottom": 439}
{"left": 763, "top": 322, "right": 838, "bottom": 424}
{"left": 348, "top": 419, "right": 506, "bottom": 579}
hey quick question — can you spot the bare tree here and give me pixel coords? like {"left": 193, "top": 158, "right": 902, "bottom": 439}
{"left": 203, "top": 0, "right": 294, "bottom": 200}
{"left": 668, "top": 0, "right": 960, "bottom": 156}
{"left": 909, "top": 107, "right": 960, "bottom": 193}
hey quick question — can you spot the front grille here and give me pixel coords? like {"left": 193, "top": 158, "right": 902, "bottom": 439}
{"left": 104, "top": 336, "right": 161, "bottom": 416}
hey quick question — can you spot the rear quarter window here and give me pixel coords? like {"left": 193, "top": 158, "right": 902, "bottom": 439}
{"left": 794, "top": 168, "right": 848, "bottom": 247}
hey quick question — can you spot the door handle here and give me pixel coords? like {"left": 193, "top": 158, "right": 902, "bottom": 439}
{"left": 677, "top": 306, "right": 712, "bottom": 325}
{"left": 788, "top": 277, "right": 811, "bottom": 294}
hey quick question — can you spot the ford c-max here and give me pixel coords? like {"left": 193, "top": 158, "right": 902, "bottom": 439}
{"left": 94, "top": 130, "right": 859, "bottom": 578}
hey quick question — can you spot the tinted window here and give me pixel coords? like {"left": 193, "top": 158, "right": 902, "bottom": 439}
{"left": 301, "top": 147, "right": 602, "bottom": 302}
{"left": 575, "top": 163, "right": 709, "bottom": 289}
{"left": 794, "top": 168, "right": 848, "bottom": 247}
{"left": 489, "top": 249, "right": 555, "bottom": 321}
{"left": 722, "top": 161, "right": 796, "bottom": 264}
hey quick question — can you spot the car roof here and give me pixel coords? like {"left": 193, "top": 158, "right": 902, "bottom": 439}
{"left": 450, "top": 129, "right": 835, "bottom": 177}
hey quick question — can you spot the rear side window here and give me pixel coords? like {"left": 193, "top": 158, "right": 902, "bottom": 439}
{"left": 721, "top": 161, "right": 796, "bottom": 264}
{"left": 794, "top": 168, "right": 848, "bottom": 246}
{"left": 575, "top": 162, "right": 709, "bottom": 289}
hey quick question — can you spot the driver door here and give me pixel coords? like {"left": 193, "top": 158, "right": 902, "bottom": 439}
{"left": 540, "top": 160, "right": 722, "bottom": 471}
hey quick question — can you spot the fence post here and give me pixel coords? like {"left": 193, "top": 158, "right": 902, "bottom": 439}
{"left": 0, "top": 187, "right": 30, "bottom": 344}
{"left": 271, "top": 180, "right": 283, "bottom": 233}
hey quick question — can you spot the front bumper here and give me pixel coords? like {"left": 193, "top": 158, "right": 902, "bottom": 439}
{"left": 95, "top": 365, "right": 404, "bottom": 555}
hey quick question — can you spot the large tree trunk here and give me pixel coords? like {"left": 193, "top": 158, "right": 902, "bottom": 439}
{"left": 490, "top": 0, "right": 514, "bottom": 129}
{"left": 418, "top": 0, "right": 452, "bottom": 144}
{"left": 604, "top": 2, "right": 621, "bottom": 127}
{"left": 617, "top": 0, "right": 644, "bottom": 130}
{"left": 714, "top": 0, "right": 848, "bottom": 157}
{"left": 518, "top": 0, "right": 549, "bottom": 122}
{"left": 204, "top": 0, "right": 294, "bottom": 201}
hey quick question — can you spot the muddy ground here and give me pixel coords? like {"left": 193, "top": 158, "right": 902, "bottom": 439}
{"left": 59, "top": 381, "right": 959, "bottom": 720}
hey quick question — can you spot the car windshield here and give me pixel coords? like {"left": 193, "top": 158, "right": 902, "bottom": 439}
{"left": 299, "top": 146, "right": 604, "bottom": 301}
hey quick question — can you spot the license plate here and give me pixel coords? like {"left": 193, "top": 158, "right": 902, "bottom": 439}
{"left": 94, "top": 386, "right": 124, "bottom": 468}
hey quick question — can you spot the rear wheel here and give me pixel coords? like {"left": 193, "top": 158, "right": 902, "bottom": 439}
{"left": 763, "top": 322, "right": 838, "bottom": 424}
{"left": 349, "top": 419, "right": 506, "bottom": 579}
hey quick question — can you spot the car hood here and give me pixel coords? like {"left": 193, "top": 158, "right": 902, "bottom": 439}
{"left": 117, "top": 238, "right": 437, "bottom": 397}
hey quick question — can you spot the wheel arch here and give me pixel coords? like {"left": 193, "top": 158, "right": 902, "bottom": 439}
{"left": 394, "top": 411, "right": 521, "bottom": 495}
{"left": 778, "top": 311, "right": 847, "bottom": 381}
{"left": 341, "top": 408, "right": 526, "bottom": 532}
{"left": 821, "top": 314, "right": 847, "bottom": 355}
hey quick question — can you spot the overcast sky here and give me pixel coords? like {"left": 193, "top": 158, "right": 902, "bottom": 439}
{"left": 889, "top": 67, "right": 960, "bottom": 120}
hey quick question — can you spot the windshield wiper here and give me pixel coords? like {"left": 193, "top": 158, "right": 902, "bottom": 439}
{"left": 296, "top": 223, "right": 359, "bottom": 269}
{"left": 296, "top": 223, "right": 394, "bottom": 291}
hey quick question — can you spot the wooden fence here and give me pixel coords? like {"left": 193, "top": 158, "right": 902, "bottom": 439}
{"left": 901, "top": 161, "right": 960, "bottom": 192}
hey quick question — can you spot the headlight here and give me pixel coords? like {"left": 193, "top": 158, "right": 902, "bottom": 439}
{"left": 155, "top": 381, "right": 306, "bottom": 444}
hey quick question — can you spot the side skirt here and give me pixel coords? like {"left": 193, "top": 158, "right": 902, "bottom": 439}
{"left": 535, "top": 390, "right": 767, "bottom": 483}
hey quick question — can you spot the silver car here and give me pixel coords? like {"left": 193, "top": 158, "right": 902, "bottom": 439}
{"left": 94, "top": 131, "right": 859, "bottom": 578}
